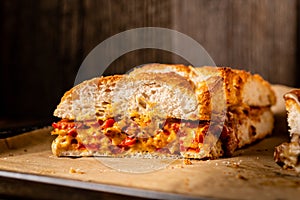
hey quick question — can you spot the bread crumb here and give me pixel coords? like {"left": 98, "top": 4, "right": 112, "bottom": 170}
{"left": 236, "top": 174, "right": 248, "bottom": 180}
{"left": 223, "top": 160, "right": 242, "bottom": 168}
{"left": 183, "top": 159, "right": 192, "bottom": 165}
{"left": 232, "top": 162, "right": 240, "bottom": 168}
{"left": 69, "top": 167, "right": 85, "bottom": 174}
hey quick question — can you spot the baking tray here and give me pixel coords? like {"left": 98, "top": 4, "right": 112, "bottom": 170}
{"left": 0, "top": 118, "right": 299, "bottom": 200}
{"left": 0, "top": 170, "right": 201, "bottom": 200}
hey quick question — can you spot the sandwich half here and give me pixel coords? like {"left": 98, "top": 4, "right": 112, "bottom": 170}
{"left": 51, "top": 64, "right": 275, "bottom": 159}
{"left": 274, "top": 89, "right": 300, "bottom": 172}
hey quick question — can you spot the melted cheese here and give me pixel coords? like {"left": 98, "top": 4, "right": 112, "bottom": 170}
{"left": 52, "top": 118, "right": 209, "bottom": 156}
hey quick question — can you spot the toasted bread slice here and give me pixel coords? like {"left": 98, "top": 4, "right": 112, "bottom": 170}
{"left": 132, "top": 64, "right": 276, "bottom": 106}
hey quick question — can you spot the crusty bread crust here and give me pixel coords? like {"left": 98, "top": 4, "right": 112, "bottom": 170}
{"left": 196, "top": 66, "right": 276, "bottom": 106}
{"left": 227, "top": 106, "right": 274, "bottom": 149}
{"left": 284, "top": 90, "right": 300, "bottom": 135}
{"left": 274, "top": 89, "right": 300, "bottom": 172}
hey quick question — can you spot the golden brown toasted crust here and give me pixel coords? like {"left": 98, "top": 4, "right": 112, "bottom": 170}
{"left": 197, "top": 66, "right": 276, "bottom": 106}
{"left": 284, "top": 89, "right": 300, "bottom": 102}
{"left": 227, "top": 106, "right": 274, "bottom": 149}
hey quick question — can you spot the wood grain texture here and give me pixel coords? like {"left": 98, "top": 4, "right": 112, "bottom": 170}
{"left": 81, "top": 0, "right": 173, "bottom": 75}
{"left": 0, "top": 0, "right": 299, "bottom": 119}
{"left": 173, "top": 0, "right": 298, "bottom": 85}
{"left": 0, "top": 0, "right": 62, "bottom": 118}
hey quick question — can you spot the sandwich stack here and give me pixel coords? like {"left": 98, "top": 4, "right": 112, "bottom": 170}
{"left": 51, "top": 64, "right": 276, "bottom": 159}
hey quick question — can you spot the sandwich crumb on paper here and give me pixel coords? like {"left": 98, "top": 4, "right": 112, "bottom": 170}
{"left": 183, "top": 159, "right": 192, "bottom": 165}
{"left": 69, "top": 167, "right": 85, "bottom": 174}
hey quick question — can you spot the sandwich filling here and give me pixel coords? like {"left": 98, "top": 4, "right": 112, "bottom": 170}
{"left": 51, "top": 117, "right": 225, "bottom": 158}
{"left": 51, "top": 105, "right": 272, "bottom": 158}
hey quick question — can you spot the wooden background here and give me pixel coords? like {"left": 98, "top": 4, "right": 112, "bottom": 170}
{"left": 0, "top": 0, "right": 299, "bottom": 122}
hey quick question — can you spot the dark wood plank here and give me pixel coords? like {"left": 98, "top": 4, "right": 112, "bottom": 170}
{"left": 172, "top": 0, "right": 298, "bottom": 86}
{"left": 0, "top": 0, "right": 63, "bottom": 118}
{"left": 229, "top": 0, "right": 297, "bottom": 86}
{"left": 272, "top": 0, "right": 298, "bottom": 86}
{"left": 172, "top": 0, "right": 230, "bottom": 67}
{"left": 82, "top": 0, "right": 173, "bottom": 75}
{"left": 58, "top": 0, "right": 84, "bottom": 85}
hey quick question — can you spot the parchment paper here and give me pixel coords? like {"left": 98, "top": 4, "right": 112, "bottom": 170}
{"left": 0, "top": 85, "right": 299, "bottom": 199}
